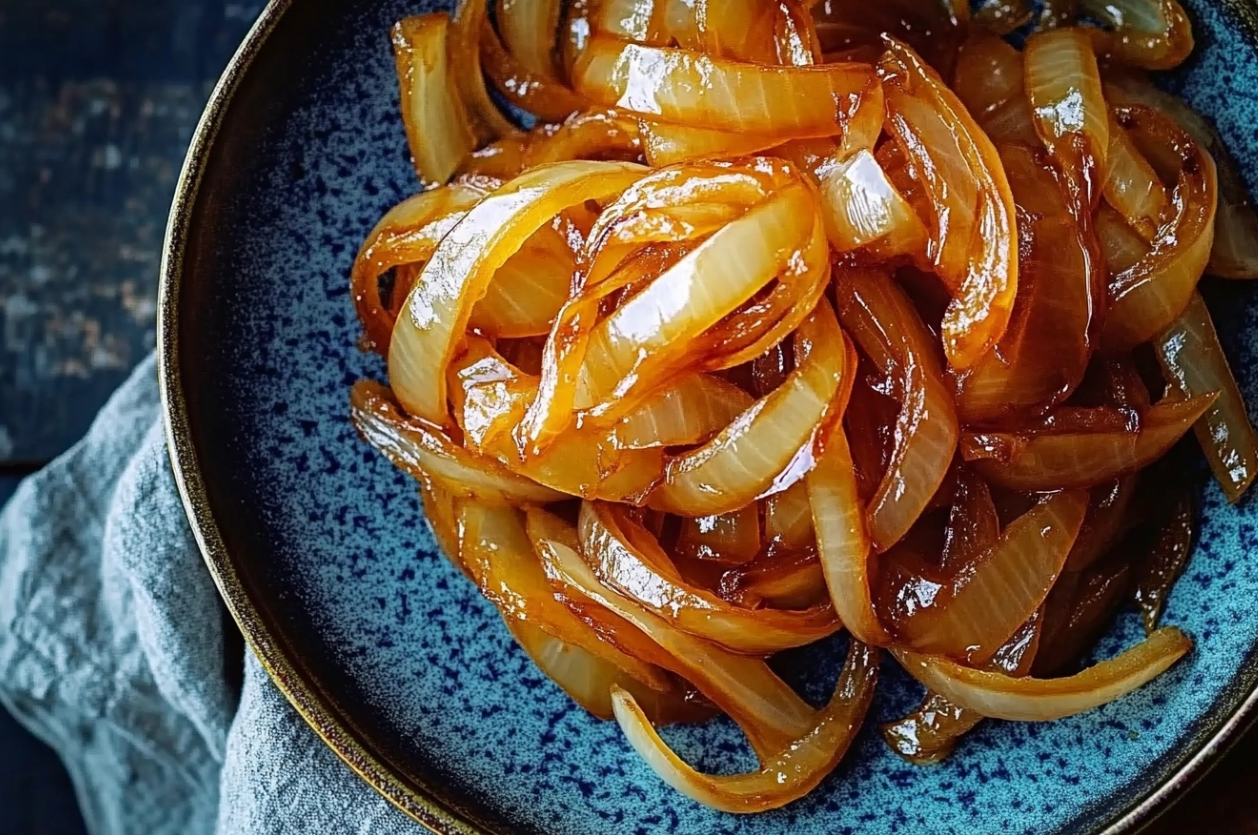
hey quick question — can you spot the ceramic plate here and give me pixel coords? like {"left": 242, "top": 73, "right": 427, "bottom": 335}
{"left": 159, "top": 1, "right": 1258, "bottom": 832}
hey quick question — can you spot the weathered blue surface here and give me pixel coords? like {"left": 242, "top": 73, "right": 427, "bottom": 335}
{"left": 131, "top": 1, "right": 1258, "bottom": 834}
{"left": 0, "top": 0, "right": 263, "bottom": 464}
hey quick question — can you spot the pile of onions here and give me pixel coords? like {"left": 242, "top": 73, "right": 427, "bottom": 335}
{"left": 350, "top": 0, "right": 1256, "bottom": 812}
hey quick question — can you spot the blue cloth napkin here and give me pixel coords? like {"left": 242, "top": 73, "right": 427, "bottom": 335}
{"left": 0, "top": 356, "right": 416, "bottom": 835}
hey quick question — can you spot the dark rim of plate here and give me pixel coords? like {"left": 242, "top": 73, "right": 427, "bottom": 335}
{"left": 157, "top": 1, "right": 1258, "bottom": 833}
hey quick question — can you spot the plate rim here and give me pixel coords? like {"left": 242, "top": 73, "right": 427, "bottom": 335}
{"left": 156, "top": 1, "right": 1258, "bottom": 833}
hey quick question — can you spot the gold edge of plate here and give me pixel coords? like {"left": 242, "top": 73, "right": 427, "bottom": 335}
{"left": 156, "top": 2, "right": 490, "bottom": 833}
{"left": 156, "top": 1, "right": 1258, "bottom": 833}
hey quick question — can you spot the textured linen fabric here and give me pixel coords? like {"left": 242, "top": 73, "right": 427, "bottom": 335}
{"left": 0, "top": 355, "right": 414, "bottom": 835}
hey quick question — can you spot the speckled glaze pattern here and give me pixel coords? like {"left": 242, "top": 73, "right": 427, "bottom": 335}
{"left": 159, "top": 1, "right": 1258, "bottom": 833}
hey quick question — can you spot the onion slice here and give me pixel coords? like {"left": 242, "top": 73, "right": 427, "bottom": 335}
{"left": 809, "top": 419, "right": 891, "bottom": 646}
{"left": 497, "top": 0, "right": 563, "bottom": 79}
{"left": 350, "top": 380, "right": 564, "bottom": 504}
{"left": 895, "top": 627, "right": 1192, "bottom": 721}
{"left": 450, "top": 0, "right": 519, "bottom": 141}
{"left": 894, "top": 491, "right": 1087, "bottom": 662}
{"left": 1155, "top": 291, "right": 1258, "bottom": 502}
{"left": 574, "top": 35, "right": 883, "bottom": 139}
{"left": 953, "top": 144, "right": 1097, "bottom": 422}
{"left": 578, "top": 502, "right": 839, "bottom": 654}
{"left": 650, "top": 298, "right": 849, "bottom": 516}
{"left": 881, "top": 611, "right": 1041, "bottom": 764}
{"left": 1025, "top": 28, "right": 1109, "bottom": 205}
{"left": 835, "top": 267, "right": 958, "bottom": 550}
{"left": 879, "top": 37, "right": 1018, "bottom": 368}
{"left": 460, "top": 500, "right": 670, "bottom": 690}
{"left": 535, "top": 534, "right": 817, "bottom": 759}
{"left": 391, "top": 15, "right": 478, "bottom": 186}
{"left": 1101, "top": 106, "right": 1218, "bottom": 352}
{"left": 507, "top": 620, "right": 713, "bottom": 724}
{"left": 1133, "top": 490, "right": 1196, "bottom": 633}
{"left": 963, "top": 392, "right": 1218, "bottom": 491}
{"left": 389, "top": 160, "right": 647, "bottom": 423}
{"left": 351, "top": 184, "right": 483, "bottom": 354}
{"left": 610, "top": 640, "right": 878, "bottom": 813}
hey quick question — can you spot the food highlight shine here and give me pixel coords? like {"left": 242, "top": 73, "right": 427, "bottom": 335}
{"left": 348, "top": 0, "right": 1258, "bottom": 812}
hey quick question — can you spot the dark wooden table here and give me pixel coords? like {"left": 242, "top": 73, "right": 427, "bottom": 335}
{"left": 0, "top": 1, "right": 1256, "bottom": 833}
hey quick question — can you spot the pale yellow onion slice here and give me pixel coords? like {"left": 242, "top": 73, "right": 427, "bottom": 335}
{"left": 1101, "top": 106, "right": 1218, "bottom": 352}
{"left": 809, "top": 420, "right": 892, "bottom": 646}
{"left": 879, "top": 37, "right": 1017, "bottom": 369}
{"left": 351, "top": 184, "right": 483, "bottom": 353}
{"left": 639, "top": 122, "right": 786, "bottom": 167}
{"left": 649, "top": 297, "right": 848, "bottom": 517}
{"left": 350, "top": 380, "right": 563, "bottom": 504}
{"left": 834, "top": 267, "right": 959, "bottom": 551}
{"left": 894, "top": 627, "right": 1192, "bottom": 721}
{"left": 389, "top": 159, "right": 647, "bottom": 423}
{"left": 963, "top": 393, "right": 1219, "bottom": 491}
{"left": 1103, "top": 111, "right": 1169, "bottom": 241}
{"left": 447, "top": 342, "right": 667, "bottom": 502}
{"left": 391, "top": 15, "right": 478, "bottom": 187}
{"left": 610, "top": 640, "right": 878, "bottom": 813}
{"left": 507, "top": 620, "right": 715, "bottom": 725}
{"left": 613, "top": 373, "right": 752, "bottom": 450}
{"left": 816, "top": 148, "right": 927, "bottom": 256}
{"left": 497, "top": 0, "right": 563, "bottom": 78}
{"left": 895, "top": 491, "right": 1087, "bottom": 662}
{"left": 1156, "top": 291, "right": 1258, "bottom": 502}
{"left": 1103, "top": 71, "right": 1258, "bottom": 280}
{"left": 1025, "top": 28, "right": 1109, "bottom": 198}
{"left": 535, "top": 535, "right": 817, "bottom": 759}
{"left": 764, "top": 481, "right": 814, "bottom": 552}
{"left": 881, "top": 610, "right": 1042, "bottom": 765}
{"left": 573, "top": 35, "right": 882, "bottom": 138}
{"left": 450, "top": 0, "right": 519, "bottom": 140}
{"left": 1081, "top": 0, "right": 1193, "bottom": 70}
{"left": 578, "top": 502, "right": 838, "bottom": 654}
{"left": 676, "top": 504, "right": 762, "bottom": 565}
{"left": 460, "top": 499, "right": 670, "bottom": 690}
{"left": 577, "top": 183, "right": 828, "bottom": 419}
{"left": 517, "top": 161, "right": 810, "bottom": 451}
{"left": 480, "top": 21, "right": 588, "bottom": 125}
{"left": 468, "top": 224, "right": 575, "bottom": 338}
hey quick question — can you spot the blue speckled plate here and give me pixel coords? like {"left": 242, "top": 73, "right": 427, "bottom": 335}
{"left": 158, "top": 2, "right": 1258, "bottom": 833}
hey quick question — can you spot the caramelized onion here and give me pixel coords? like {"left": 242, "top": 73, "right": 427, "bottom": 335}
{"left": 963, "top": 392, "right": 1218, "bottom": 490}
{"left": 1101, "top": 106, "right": 1217, "bottom": 352}
{"left": 351, "top": 8, "right": 1236, "bottom": 809}
{"left": 351, "top": 380, "right": 564, "bottom": 504}
{"left": 390, "top": 160, "right": 646, "bottom": 423}
{"left": 881, "top": 611, "right": 1041, "bottom": 765}
{"left": 578, "top": 502, "right": 838, "bottom": 653}
{"left": 893, "top": 491, "right": 1086, "bottom": 662}
{"left": 879, "top": 38, "right": 1018, "bottom": 368}
{"left": 1156, "top": 291, "right": 1258, "bottom": 502}
{"left": 954, "top": 145, "right": 1096, "bottom": 421}
{"left": 536, "top": 534, "right": 817, "bottom": 758}
{"left": 1025, "top": 28, "right": 1109, "bottom": 204}
{"left": 835, "top": 267, "right": 958, "bottom": 550}
{"left": 611, "top": 640, "right": 877, "bottom": 813}
{"left": 392, "top": 15, "right": 477, "bottom": 186}
{"left": 895, "top": 627, "right": 1192, "bottom": 721}
{"left": 574, "top": 35, "right": 883, "bottom": 139}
